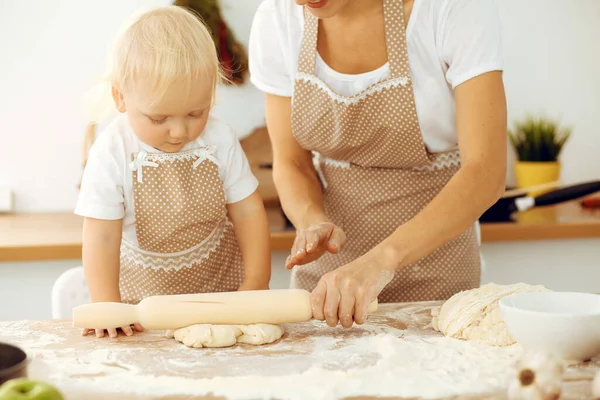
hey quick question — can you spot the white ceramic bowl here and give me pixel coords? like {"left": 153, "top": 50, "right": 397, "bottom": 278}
{"left": 499, "top": 291, "right": 600, "bottom": 362}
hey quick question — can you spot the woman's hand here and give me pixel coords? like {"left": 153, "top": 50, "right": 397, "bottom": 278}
{"left": 286, "top": 222, "right": 346, "bottom": 270}
{"left": 82, "top": 324, "right": 144, "bottom": 338}
{"left": 310, "top": 246, "right": 396, "bottom": 328}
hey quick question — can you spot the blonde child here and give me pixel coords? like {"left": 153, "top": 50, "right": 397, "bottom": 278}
{"left": 76, "top": 6, "right": 271, "bottom": 338}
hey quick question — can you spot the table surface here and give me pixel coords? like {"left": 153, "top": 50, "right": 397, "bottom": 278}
{"left": 0, "top": 302, "right": 597, "bottom": 400}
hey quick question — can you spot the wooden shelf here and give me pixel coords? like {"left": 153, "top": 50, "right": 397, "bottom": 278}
{"left": 0, "top": 208, "right": 295, "bottom": 262}
{"left": 481, "top": 199, "right": 600, "bottom": 242}
{"left": 1, "top": 199, "right": 599, "bottom": 262}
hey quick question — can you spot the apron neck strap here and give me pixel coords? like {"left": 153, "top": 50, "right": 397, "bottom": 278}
{"left": 296, "top": 0, "right": 410, "bottom": 79}
{"left": 383, "top": 0, "right": 411, "bottom": 79}
{"left": 297, "top": 7, "right": 319, "bottom": 75}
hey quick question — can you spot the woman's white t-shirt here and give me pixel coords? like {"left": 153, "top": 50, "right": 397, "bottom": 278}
{"left": 75, "top": 114, "right": 258, "bottom": 248}
{"left": 248, "top": 0, "right": 503, "bottom": 153}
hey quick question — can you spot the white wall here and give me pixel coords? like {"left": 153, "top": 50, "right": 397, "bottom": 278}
{"left": 0, "top": 0, "right": 265, "bottom": 213}
{"left": 498, "top": 0, "right": 600, "bottom": 185}
{"left": 0, "top": 0, "right": 599, "bottom": 212}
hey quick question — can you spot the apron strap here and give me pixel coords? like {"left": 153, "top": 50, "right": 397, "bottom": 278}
{"left": 298, "top": 1, "right": 410, "bottom": 79}
{"left": 297, "top": 7, "right": 319, "bottom": 75}
{"left": 383, "top": 0, "right": 411, "bottom": 79}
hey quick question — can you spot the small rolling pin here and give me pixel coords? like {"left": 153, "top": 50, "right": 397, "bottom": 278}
{"left": 72, "top": 289, "right": 378, "bottom": 330}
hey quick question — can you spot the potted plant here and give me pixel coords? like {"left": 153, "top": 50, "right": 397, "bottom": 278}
{"left": 508, "top": 116, "right": 572, "bottom": 189}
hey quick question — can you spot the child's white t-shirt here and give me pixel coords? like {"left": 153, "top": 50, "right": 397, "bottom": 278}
{"left": 248, "top": 0, "right": 503, "bottom": 153}
{"left": 75, "top": 113, "right": 259, "bottom": 248}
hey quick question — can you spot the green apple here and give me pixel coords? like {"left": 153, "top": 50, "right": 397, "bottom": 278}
{"left": 0, "top": 378, "right": 64, "bottom": 400}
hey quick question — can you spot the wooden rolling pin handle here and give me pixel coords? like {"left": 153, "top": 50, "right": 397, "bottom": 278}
{"left": 72, "top": 290, "right": 379, "bottom": 330}
{"left": 72, "top": 302, "right": 137, "bottom": 330}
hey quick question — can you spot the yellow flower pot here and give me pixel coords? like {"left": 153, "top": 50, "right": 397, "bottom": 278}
{"left": 514, "top": 161, "right": 561, "bottom": 192}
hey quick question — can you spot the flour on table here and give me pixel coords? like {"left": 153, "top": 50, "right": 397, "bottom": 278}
{"left": 431, "top": 282, "right": 550, "bottom": 346}
{"left": 0, "top": 306, "right": 539, "bottom": 400}
{"left": 47, "top": 328, "right": 523, "bottom": 400}
{"left": 165, "top": 324, "right": 284, "bottom": 348}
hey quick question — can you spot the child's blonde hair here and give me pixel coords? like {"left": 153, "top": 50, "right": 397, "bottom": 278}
{"left": 85, "top": 6, "right": 223, "bottom": 122}
{"left": 111, "top": 5, "right": 222, "bottom": 102}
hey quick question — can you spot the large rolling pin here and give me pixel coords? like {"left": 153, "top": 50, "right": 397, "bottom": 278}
{"left": 72, "top": 289, "right": 378, "bottom": 330}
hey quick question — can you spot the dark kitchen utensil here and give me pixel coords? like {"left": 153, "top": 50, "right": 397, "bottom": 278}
{"left": 480, "top": 180, "right": 600, "bottom": 223}
{"left": 0, "top": 342, "right": 28, "bottom": 385}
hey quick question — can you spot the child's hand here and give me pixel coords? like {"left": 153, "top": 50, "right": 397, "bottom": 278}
{"left": 238, "top": 279, "right": 270, "bottom": 291}
{"left": 82, "top": 323, "right": 144, "bottom": 338}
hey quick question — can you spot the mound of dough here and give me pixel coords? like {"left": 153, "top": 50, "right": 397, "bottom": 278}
{"left": 431, "top": 282, "right": 550, "bottom": 346}
{"left": 166, "top": 324, "right": 284, "bottom": 348}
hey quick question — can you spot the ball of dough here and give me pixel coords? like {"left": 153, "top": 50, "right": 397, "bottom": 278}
{"left": 166, "top": 324, "right": 284, "bottom": 348}
{"left": 431, "top": 282, "right": 550, "bottom": 346}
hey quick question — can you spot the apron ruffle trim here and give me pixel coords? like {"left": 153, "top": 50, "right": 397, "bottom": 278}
{"left": 296, "top": 72, "right": 410, "bottom": 106}
{"left": 413, "top": 150, "right": 461, "bottom": 172}
{"left": 313, "top": 150, "right": 462, "bottom": 187}
{"left": 120, "top": 217, "right": 231, "bottom": 271}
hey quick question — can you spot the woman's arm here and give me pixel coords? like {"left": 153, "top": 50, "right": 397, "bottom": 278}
{"left": 227, "top": 190, "right": 272, "bottom": 290}
{"left": 311, "top": 71, "right": 507, "bottom": 327}
{"left": 265, "top": 94, "right": 326, "bottom": 229}
{"left": 380, "top": 71, "right": 507, "bottom": 267}
{"left": 265, "top": 94, "right": 346, "bottom": 267}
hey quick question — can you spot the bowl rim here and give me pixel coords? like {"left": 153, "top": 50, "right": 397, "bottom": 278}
{"left": 499, "top": 291, "right": 600, "bottom": 317}
{"left": 0, "top": 342, "right": 28, "bottom": 380}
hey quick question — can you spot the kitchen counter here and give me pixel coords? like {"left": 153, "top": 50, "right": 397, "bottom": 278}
{"left": 0, "top": 208, "right": 293, "bottom": 262}
{"left": 0, "top": 301, "right": 597, "bottom": 400}
{"left": 1, "top": 200, "right": 599, "bottom": 262}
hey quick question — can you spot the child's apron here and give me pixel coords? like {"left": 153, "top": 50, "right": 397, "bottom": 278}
{"left": 290, "top": 0, "right": 481, "bottom": 302}
{"left": 119, "top": 143, "right": 244, "bottom": 304}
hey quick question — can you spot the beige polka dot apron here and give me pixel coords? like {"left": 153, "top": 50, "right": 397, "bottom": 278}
{"left": 119, "top": 143, "right": 244, "bottom": 304}
{"left": 290, "top": 0, "right": 481, "bottom": 302}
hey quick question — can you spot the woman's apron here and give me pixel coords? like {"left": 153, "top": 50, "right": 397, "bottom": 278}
{"left": 290, "top": 0, "right": 481, "bottom": 302}
{"left": 118, "top": 144, "right": 244, "bottom": 304}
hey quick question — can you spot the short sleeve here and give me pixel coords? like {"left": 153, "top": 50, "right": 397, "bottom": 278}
{"left": 75, "top": 142, "right": 125, "bottom": 220}
{"left": 248, "top": 0, "right": 294, "bottom": 97}
{"left": 221, "top": 135, "right": 259, "bottom": 205}
{"left": 440, "top": 0, "right": 503, "bottom": 89}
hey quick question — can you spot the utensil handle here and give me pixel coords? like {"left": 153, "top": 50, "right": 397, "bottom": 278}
{"left": 534, "top": 180, "right": 600, "bottom": 207}
{"left": 72, "top": 302, "right": 138, "bottom": 329}
{"left": 502, "top": 180, "right": 560, "bottom": 198}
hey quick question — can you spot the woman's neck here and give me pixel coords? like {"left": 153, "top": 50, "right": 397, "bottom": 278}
{"left": 333, "top": 0, "right": 414, "bottom": 20}
{"left": 335, "top": 0, "right": 382, "bottom": 20}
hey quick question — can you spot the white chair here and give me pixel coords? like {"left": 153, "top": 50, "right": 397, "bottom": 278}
{"left": 51, "top": 266, "right": 90, "bottom": 319}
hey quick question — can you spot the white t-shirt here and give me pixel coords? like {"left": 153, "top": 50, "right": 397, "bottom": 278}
{"left": 75, "top": 113, "right": 258, "bottom": 247}
{"left": 248, "top": 0, "right": 503, "bottom": 153}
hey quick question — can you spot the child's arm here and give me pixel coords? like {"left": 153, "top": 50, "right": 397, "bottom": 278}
{"left": 82, "top": 217, "right": 143, "bottom": 337}
{"left": 227, "top": 190, "right": 272, "bottom": 290}
{"left": 83, "top": 217, "right": 122, "bottom": 301}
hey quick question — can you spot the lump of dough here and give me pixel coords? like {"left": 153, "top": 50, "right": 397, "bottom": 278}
{"left": 431, "top": 282, "right": 550, "bottom": 346}
{"left": 166, "top": 324, "right": 284, "bottom": 348}
{"left": 237, "top": 324, "right": 284, "bottom": 345}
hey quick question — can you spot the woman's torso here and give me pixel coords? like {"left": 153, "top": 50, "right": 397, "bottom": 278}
{"left": 249, "top": 0, "right": 502, "bottom": 153}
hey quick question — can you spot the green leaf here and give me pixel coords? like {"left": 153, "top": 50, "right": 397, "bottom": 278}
{"left": 507, "top": 116, "right": 572, "bottom": 162}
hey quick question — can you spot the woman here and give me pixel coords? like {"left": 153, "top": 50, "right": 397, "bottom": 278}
{"left": 248, "top": 0, "right": 507, "bottom": 328}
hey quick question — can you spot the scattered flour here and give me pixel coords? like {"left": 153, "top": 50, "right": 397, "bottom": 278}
{"left": 45, "top": 325, "right": 521, "bottom": 400}
{"left": 1, "top": 308, "right": 527, "bottom": 400}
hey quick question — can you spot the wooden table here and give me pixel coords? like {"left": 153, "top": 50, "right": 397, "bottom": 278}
{"left": 0, "top": 302, "right": 597, "bottom": 400}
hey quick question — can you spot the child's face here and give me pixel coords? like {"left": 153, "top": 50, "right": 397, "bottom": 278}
{"left": 113, "top": 78, "right": 213, "bottom": 153}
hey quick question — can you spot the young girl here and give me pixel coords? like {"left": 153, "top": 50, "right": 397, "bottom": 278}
{"left": 76, "top": 6, "right": 271, "bottom": 338}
